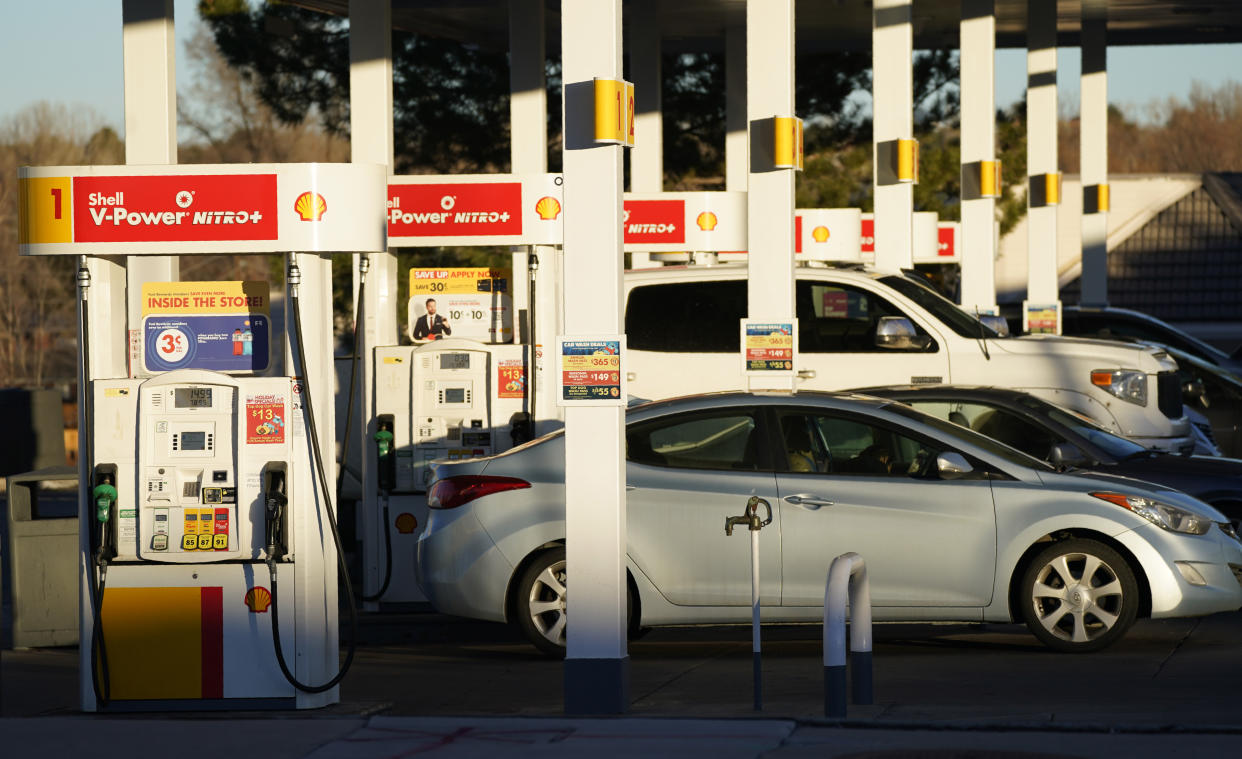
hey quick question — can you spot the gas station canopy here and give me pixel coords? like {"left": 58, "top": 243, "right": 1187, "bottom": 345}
{"left": 284, "top": 1, "right": 1242, "bottom": 52}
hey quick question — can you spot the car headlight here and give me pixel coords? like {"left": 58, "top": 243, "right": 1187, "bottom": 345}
{"left": 1091, "top": 491, "right": 1211, "bottom": 535}
{"left": 1090, "top": 369, "right": 1148, "bottom": 406}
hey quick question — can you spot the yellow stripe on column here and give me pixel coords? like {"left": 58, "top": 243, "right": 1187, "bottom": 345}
{"left": 102, "top": 587, "right": 202, "bottom": 700}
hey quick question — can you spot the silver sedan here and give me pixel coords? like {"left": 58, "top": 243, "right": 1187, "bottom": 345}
{"left": 416, "top": 392, "right": 1242, "bottom": 655}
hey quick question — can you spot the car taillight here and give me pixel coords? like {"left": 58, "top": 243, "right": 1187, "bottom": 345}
{"left": 428, "top": 475, "right": 531, "bottom": 510}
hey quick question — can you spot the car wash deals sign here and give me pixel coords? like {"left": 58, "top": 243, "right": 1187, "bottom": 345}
{"left": 17, "top": 163, "right": 386, "bottom": 255}
{"left": 407, "top": 267, "right": 513, "bottom": 343}
{"left": 141, "top": 282, "right": 270, "bottom": 374}
{"left": 741, "top": 320, "right": 797, "bottom": 376}
{"left": 557, "top": 336, "right": 625, "bottom": 406}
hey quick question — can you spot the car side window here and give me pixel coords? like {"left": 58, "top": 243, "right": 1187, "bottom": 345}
{"left": 781, "top": 412, "right": 937, "bottom": 478}
{"left": 625, "top": 280, "right": 746, "bottom": 352}
{"left": 796, "top": 280, "right": 935, "bottom": 353}
{"left": 627, "top": 412, "right": 762, "bottom": 471}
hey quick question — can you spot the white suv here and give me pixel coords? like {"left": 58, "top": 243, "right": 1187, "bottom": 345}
{"left": 623, "top": 264, "right": 1192, "bottom": 453}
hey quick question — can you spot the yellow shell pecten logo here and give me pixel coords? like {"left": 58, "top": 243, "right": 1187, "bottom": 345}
{"left": 244, "top": 586, "right": 272, "bottom": 613}
{"left": 812, "top": 225, "right": 831, "bottom": 243}
{"left": 696, "top": 211, "right": 718, "bottom": 231}
{"left": 535, "top": 196, "right": 561, "bottom": 221}
{"left": 394, "top": 512, "right": 419, "bottom": 534}
{"left": 294, "top": 191, "right": 327, "bottom": 222}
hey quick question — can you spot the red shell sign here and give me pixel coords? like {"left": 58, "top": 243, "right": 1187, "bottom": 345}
{"left": 388, "top": 182, "right": 523, "bottom": 238}
{"left": 73, "top": 174, "right": 278, "bottom": 243}
{"left": 623, "top": 199, "right": 684, "bottom": 244}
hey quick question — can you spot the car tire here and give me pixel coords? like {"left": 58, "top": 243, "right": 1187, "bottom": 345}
{"left": 514, "top": 547, "right": 634, "bottom": 657}
{"left": 1020, "top": 538, "right": 1139, "bottom": 653}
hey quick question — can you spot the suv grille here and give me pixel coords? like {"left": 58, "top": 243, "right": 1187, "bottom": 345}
{"left": 1157, "top": 371, "right": 1182, "bottom": 419}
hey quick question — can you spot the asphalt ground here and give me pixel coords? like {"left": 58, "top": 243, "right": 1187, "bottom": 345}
{"left": 5, "top": 608, "right": 1242, "bottom": 756}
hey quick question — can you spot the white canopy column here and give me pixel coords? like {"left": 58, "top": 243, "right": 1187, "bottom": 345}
{"left": 628, "top": 0, "right": 662, "bottom": 268}
{"left": 726, "top": 24, "right": 748, "bottom": 192}
{"left": 123, "top": 0, "right": 179, "bottom": 330}
{"left": 872, "top": 0, "right": 915, "bottom": 273}
{"left": 560, "top": 0, "right": 629, "bottom": 715}
{"left": 1080, "top": 3, "right": 1110, "bottom": 307}
{"left": 959, "top": 0, "right": 999, "bottom": 315}
{"left": 509, "top": 0, "right": 560, "bottom": 434}
{"left": 349, "top": 0, "right": 398, "bottom": 609}
{"left": 1024, "top": 0, "right": 1061, "bottom": 326}
{"left": 746, "top": 0, "right": 797, "bottom": 392}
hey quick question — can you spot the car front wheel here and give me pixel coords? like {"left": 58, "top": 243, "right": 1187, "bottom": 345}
{"left": 1020, "top": 538, "right": 1138, "bottom": 653}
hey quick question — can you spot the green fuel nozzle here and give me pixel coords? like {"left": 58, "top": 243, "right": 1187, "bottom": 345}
{"left": 92, "top": 482, "right": 117, "bottom": 524}
{"left": 374, "top": 428, "right": 394, "bottom": 458}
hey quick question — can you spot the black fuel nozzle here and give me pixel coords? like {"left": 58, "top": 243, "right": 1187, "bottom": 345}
{"left": 263, "top": 467, "right": 289, "bottom": 561}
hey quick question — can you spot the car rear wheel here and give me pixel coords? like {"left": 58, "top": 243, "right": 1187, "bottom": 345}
{"left": 513, "top": 547, "right": 634, "bottom": 657}
{"left": 1020, "top": 538, "right": 1138, "bottom": 653}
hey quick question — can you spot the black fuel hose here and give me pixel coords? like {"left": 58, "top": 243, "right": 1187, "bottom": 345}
{"left": 266, "top": 258, "right": 358, "bottom": 694}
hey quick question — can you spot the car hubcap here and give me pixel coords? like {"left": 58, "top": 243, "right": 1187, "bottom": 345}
{"left": 1031, "top": 552, "right": 1124, "bottom": 644}
{"left": 527, "top": 559, "right": 568, "bottom": 647}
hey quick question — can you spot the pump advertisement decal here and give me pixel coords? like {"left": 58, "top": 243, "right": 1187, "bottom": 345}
{"left": 407, "top": 268, "right": 513, "bottom": 343}
{"left": 141, "top": 281, "right": 270, "bottom": 374}
{"left": 245, "top": 395, "right": 286, "bottom": 445}
{"left": 498, "top": 359, "right": 526, "bottom": 399}
{"left": 557, "top": 337, "right": 625, "bottom": 406}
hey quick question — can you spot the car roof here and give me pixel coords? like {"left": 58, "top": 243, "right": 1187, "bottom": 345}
{"left": 627, "top": 389, "right": 897, "bottom": 418}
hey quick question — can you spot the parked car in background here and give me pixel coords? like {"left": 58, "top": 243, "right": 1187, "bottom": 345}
{"left": 623, "top": 265, "right": 1193, "bottom": 454}
{"left": 1163, "top": 345, "right": 1242, "bottom": 458}
{"left": 1004, "top": 305, "right": 1242, "bottom": 378}
{"left": 864, "top": 385, "right": 1242, "bottom": 528}
{"left": 417, "top": 392, "right": 1242, "bottom": 657}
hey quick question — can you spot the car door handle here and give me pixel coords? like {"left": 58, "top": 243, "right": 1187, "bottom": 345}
{"left": 797, "top": 369, "right": 817, "bottom": 379}
{"left": 626, "top": 485, "right": 636, "bottom": 491}
{"left": 783, "top": 494, "right": 834, "bottom": 509}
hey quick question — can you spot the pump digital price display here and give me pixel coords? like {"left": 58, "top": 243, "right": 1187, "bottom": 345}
{"left": 174, "top": 387, "right": 213, "bottom": 408}
{"left": 439, "top": 353, "right": 471, "bottom": 370}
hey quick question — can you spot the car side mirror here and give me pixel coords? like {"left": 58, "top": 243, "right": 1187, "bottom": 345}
{"left": 980, "top": 315, "right": 1010, "bottom": 338}
{"left": 936, "top": 452, "right": 973, "bottom": 480}
{"left": 875, "top": 316, "right": 932, "bottom": 351}
{"left": 1049, "top": 442, "right": 1089, "bottom": 469}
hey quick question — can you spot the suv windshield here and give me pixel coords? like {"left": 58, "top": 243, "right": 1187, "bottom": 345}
{"left": 880, "top": 275, "right": 999, "bottom": 339}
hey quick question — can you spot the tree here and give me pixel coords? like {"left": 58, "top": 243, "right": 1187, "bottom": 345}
{"left": 0, "top": 104, "right": 124, "bottom": 387}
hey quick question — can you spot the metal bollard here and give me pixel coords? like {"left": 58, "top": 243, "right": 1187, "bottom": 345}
{"left": 823, "top": 551, "right": 872, "bottom": 718}
{"left": 725, "top": 495, "right": 772, "bottom": 711}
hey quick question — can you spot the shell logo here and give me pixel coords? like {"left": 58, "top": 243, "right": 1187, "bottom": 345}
{"left": 812, "top": 225, "right": 831, "bottom": 243}
{"left": 696, "top": 211, "right": 718, "bottom": 231}
{"left": 394, "top": 512, "right": 419, "bottom": 535}
{"left": 294, "top": 191, "right": 327, "bottom": 222}
{"left": 244, "top": 586, "right": 272, "bottom": 613}
{"left": 535, "top": 196, "right": 561, "bottom": 220}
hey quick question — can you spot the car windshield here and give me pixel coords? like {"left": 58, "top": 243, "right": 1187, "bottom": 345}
{"left": 879, "top": 274, "right": 1000, "bottom": 339}
{"left": 1018, "top": 397, "right": 1150, "bottom": 460}
{"left": 883, "top": 402, "right": 1055, "bottom": 471}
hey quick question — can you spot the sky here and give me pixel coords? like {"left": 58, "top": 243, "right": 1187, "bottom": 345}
{"left": 2, "top": 0, "right": 1241, "bottom": 137}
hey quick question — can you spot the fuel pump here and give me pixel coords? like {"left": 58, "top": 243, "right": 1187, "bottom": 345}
{"left": 20, "top": 160, "right": 387, "bottom": 711}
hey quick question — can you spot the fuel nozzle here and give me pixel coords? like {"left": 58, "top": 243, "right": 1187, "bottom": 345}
{"left": 263, "top": 467, "right": 289, "bottom": 561}
{"left": 375, "top": 415, "right": 396, "bottom": 493}
{"left": 92, "top": 477, "right": 117, "bottom": 525}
